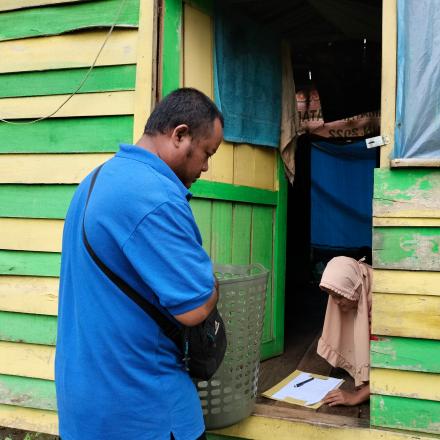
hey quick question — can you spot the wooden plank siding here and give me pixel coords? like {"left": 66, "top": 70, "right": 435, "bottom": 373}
{"left": 0, "top": 0, "right": 148, "bottom": 432}
{"left": 0, "top": 116, "right": 133, "bottom": 154}
{"left": 372, "top": 166, "right": 440, "bottom": 435}
{"left": 0, "top": 65, "right": 136, "bottom": 98}
{"left": 0, "top": 276, "right": 59, "bottom": 315}
{"left": 371, "top": 336, "right": 440, "bottom": 373}
{"left": 0, "top": 0, "right": 85, "bottom": 12}
{"left": 0, "top": 29, "right": 138, "bottom": 74}
{"left": 0, "top": 0, "right": 139, "bottom": 42}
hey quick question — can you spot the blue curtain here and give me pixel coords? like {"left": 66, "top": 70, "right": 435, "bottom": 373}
{"left": 311, "top": 140, "right": 376, "bottom": 249}
{"left": 394, "top": 0, "right": 440, "bottom": 158}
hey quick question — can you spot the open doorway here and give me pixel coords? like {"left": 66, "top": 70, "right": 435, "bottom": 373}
{"left": 234, "top": 0, "right": 383, "bottom": 424}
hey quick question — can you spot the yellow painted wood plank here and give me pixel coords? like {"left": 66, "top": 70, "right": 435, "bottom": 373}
{"left": 232, "top": 144, "right": 277, "bottom": 190}
{"left": 0, "top": 91, "right": 134, "bottom": 119}
{"left": 208, "top": 141, "right": 234, "bottom": 184}
{"left": 183, "top": 3, "right": 213, "bottom": 98}
{"left": 0, "top": 341, "right": 54, "bottom": 380}
{"left": 374, "top": 269, "right": 440, "bottom": 296}
{"left": 183, "top": 3, "right": 238, "bottom": 185}
{"left": 0, "top": 404, "right": 58, "bottom": 436}
{"left": 0, "top": 219, "right": 63, "bottom": 252}
{"left": 132, "top": 0, "right": 155, "bottom": 142}
{"left": 380, "top": 0, "right": 397, "bottom": 167}
{"left": 0, "top": 153, "right": 112, "bottom": 183}
{"left": 0, "top": 29, "right": 138, "bottom": 74}
{"left": 371, "top": 368, "right": 440, "bottom": 401}
{"left": 372, "top": 293, "right": 440, "bottom": 339}
{"left": 374, "top": 217, "right": 440, "bottom": 227}
{"left": 0, "top": 0, "right": 83, "bottom": 11}
{"left": 253, "top": 146, "right": 276, "bottom": 191}
{"left": 0, "top": 276, "right": 58, "bottom": 315}
{"left": 214, "top": 413, "right": 435, "bottom": 440}
{"left": 233, "top": 144, "right": 255, "bottom": 187}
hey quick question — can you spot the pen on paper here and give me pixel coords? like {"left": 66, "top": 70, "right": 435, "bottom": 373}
{"left": 294, "top": 377, "right": 314, "bottom": 388}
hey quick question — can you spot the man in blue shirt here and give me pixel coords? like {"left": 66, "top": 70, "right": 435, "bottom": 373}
{"left": 55, "top": 88, "right": 224, "bottom": 440}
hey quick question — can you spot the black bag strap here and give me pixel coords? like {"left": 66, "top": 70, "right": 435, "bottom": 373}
{"left": 82, "top": 165, "right": 181, "bottom": 344}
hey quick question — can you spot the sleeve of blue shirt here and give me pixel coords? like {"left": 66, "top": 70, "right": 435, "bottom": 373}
{"left": 122, "top": 201, "right": 214, "bottom": 315}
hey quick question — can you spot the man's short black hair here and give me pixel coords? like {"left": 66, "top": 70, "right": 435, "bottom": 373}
{"left": 144, "top": 87, "right": 224, "bottom": 139}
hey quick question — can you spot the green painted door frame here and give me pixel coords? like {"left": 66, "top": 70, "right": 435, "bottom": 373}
{"left": 160, "top": 0, "right": 287, "bottom": 359}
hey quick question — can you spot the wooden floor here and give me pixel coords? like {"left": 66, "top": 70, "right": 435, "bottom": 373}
{"left": 256, "top": 283, "right": 370, "bottom": 426}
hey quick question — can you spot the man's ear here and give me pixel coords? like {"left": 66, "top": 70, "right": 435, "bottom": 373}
{"left": 171, "top": 124, "right": 190, "bottom": 146}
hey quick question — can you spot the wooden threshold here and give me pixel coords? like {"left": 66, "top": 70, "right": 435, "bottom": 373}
{"left": 253, "top": 402, "right": 369, "bottom": 429}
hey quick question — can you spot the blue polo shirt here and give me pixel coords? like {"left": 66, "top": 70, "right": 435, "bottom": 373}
{"left": 55, "top": 144, "right": 214, "bottom": 440}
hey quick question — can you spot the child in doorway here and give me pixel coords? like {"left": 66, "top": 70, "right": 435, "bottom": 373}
{"left": 317, "top": 256, "right": 373, "bottom": 406}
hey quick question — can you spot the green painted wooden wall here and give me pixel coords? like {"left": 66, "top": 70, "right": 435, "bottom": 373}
{"left": 371, "top": 168, "right": 440, "bottom": 435}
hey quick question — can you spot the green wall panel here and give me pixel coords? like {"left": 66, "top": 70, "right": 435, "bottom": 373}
{"left": 0, "top": 116, "right": 133, "bottom": 153}
{"left": 371, "top": 394, "right": 440, "bottom": 435}
{"left": 0, "top": 375, "right": 56, "bottom": 411}
{"left": 211, "top": 201, "right": 233, "bottom": 264}
{"left": 190, "top": 198, "right": 212, "bottom": 254}
{"left": 0, "top": 185, "right": 75, "bottom": 219}
{"left": 0, "top": 312, "right": 57, "bottom": 346}
{"left": 231, "top": 204, "right": 252, "bottom": 265}
{"left": 251, "top": 206, "right": 274, "bottom": 345}
{"left": 373, "top": 227, "right": 440, "bottom": 271}
{"left": 162, "top": 0, "right": 182, "bottom": 96}
{"left": 0, "top": 65, "right": 136, "bottom": 98}
{"left": 371, "top": 337, "right": 440, "bottom": 373}
{"left": 0, "top": 0, "right": 139, "bottom": 42}
{"left": 192, "top": 180, "right": 277, "bottom": 206}
{"left": 0, "top": 251, "right": 60, "bottom": 277}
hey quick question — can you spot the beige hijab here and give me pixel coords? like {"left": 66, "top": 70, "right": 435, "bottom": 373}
{"left": 317, "top": 256, "right": 373, "bottom": 386}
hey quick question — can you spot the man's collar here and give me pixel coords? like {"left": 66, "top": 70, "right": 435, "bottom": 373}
{"left": 116, "top": 144, "right": 192, "bottom": 200}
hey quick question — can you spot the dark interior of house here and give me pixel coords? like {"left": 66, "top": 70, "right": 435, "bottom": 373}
{"left": 223, "top": 0, "right": 382, "bottom": 422}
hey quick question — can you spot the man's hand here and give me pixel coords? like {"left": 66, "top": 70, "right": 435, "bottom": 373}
{"left": 322, "top": 384, "right": 370, "bottom": 406}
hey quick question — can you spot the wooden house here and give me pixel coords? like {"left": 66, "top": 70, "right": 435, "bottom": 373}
{"left": 0, "top": 0, "right": 438, "bottom": 438}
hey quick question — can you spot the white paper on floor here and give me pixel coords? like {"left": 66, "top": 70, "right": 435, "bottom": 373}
{"left": 271, "top": 372, "right": 343, "bottom": 405}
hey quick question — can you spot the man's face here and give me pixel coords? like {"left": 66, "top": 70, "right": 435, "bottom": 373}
{"left": 174, "top": 118, "right": 223, "bottom": 188}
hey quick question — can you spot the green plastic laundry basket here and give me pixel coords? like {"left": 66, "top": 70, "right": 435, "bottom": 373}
{"left": 195, "top": 263, "right": 269, "bottom": 430}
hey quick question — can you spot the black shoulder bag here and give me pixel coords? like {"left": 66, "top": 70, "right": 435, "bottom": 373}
{"left": 82, "top": 166, "right": 227, "bottom": 381}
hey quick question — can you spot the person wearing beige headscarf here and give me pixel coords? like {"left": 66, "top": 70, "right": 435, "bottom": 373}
{"left": 317, "top": 256, "right": 373, "bottom": 406}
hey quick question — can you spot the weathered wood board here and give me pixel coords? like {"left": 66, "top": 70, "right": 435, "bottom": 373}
{"left": 0, "top": 116, "right": 133, "bottom": 154}
{"left": 373, "top": 227, "right": 440, "bottom": 271}
{"left": 0, "top": 276, "right": 58, "bottom": 315}
{"left": 0, "top": 374, "right": 56, "bottom": 410}
{"left": 371, "top": 394, "right": 440, "bottom": 435}
{"left": 1, "top": 91, "right": 134, "bottom": 120}
{"left": 0, "top": 341, "right": 55, "bottom": 380}
{"left": 370, "top": 368, "right": 440, "bottom": 401}
{"left": 0, "top": 185, "right": 76, "bottom": 219}
{"left": 371, "top": 336, "right": 440, "bottom": 373}
{"left": 0, "top": 312, "right": 57, "bottom": 345}
{"left": 0, "top": 154, "right": 112, "bottom": 184}
{"left": 0, "top": 29, "right": 138, "bottom": 74}
{"left": 0, "top": 0, "right": 139, "bottom": 42}
{"left": 372, "top": 293, "right": 440, "bottom": 339}
{"left": 0, "top": 65, "right": 136, "bottom": 98}
{"left": 373, "top": 269, "right": 440, "bottom": 296}
{"left": 0, "top": 218, "right": 63, "bottom": 252}
{"left": 0, "top": 404, "right": 58, "bottom": 436}
{"left": 374, "top": 168, "right": 440, "bottom": 218}
{"left": 0, "top": 251, "right": 61, "bottom": 277}
{"left": 0, "top": 0, "right": 85, "bottom": 12}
